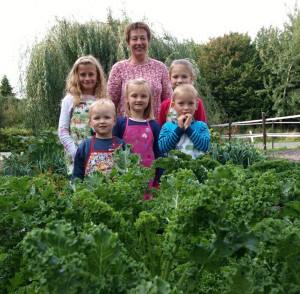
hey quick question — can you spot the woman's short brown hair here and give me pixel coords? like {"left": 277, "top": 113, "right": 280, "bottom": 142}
{"left": 125, "top": 21, "right": 151, "bottom": 43}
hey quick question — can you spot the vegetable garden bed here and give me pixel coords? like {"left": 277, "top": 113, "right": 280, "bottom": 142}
{"left": 1, "top": 147, "right": 300, "bottom": 293}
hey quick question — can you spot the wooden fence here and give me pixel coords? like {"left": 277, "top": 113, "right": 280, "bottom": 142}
{"left": 210, "top": 113, "right": 300, "bottom": 150}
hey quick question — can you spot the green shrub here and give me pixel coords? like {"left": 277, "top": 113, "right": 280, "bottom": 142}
{"left": 209, "top": 139, "right": 266, "bottom": 168}
{"left": 0, "top": 127, "right": 33, "bottom": 151}
{"left": 1, "top": 129, "right": 66, "bottom": 176}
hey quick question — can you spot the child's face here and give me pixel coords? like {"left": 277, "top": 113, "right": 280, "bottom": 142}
{"left": 89, "top": 104, "right": 116, "bottom": 139}
{"left": 126, "top": 84, "right": 150, "bottom": 114}
{"left": 171, "top": 92, "right": 198, "bottom": 117}
{"left": 78, "top": 63, "right": 98, "bottom": 95}
{"left": 170, "top": 64, "right": 193, "bottom": 89}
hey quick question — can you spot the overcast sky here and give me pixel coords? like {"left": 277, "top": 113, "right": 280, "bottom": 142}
{"left": 0, "top": 0, "right": 298, "bottom": 93}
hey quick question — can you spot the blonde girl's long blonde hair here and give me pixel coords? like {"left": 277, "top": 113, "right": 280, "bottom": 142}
{"left": 64, "top": 55, "right": 107, "bottom": 106}
{"left": 124, "top": 78, "right": 154, "bottom": 120}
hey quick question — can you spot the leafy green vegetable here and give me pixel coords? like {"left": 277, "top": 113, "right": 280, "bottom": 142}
{"left": 1, "top": 143, "right": 300, "bottom": 293}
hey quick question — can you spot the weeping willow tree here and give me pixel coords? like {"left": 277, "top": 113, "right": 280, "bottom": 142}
{"left": 24, "top": 13, "right": 130, "bottom": 133}
{"left": 24, "top": 13, "right": 220, "bottom": 132}
{"left": 26, "top": 39, "right": 68, "bottom": 131}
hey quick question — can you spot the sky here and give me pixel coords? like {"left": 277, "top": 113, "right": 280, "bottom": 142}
{"left": 0, "top": 0, "right": 298, "bottom": 94}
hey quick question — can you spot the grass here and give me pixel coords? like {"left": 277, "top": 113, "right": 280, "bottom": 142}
{"left": 265, "top": 145, "right": 300, "bottom": 152}
{"left": 213, "top": 125, "right": 300, "bottom": 143}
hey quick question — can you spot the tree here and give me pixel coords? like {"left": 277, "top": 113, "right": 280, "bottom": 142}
{"left": 256, "top": 7, "right": 300, "bottom": 117}
{"left": 0, "top": 75, "right": 17, "bottom": 128}
{"left": 196, "top": 33, "right": 265, "bottom": 121}
{"left": 0, "top": 75, "right": 14, "bottom": 97}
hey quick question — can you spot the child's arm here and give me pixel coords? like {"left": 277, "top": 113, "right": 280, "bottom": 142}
{"left": 114, "top": 137, "right": 127, "bottom": 151}
{"left": 149, "top": 120, "right": 164, "bottom": 186}
{"left": 150, "top": 120, "right": 164, "bottom": 159}
{"left": 121, "top": 142, "right": 127, "bottom": 150}
{"left": 161, "top": 65, "right": 174, "bottom": 101}
{"left": 71, "top": 142, "right": 87, "bottom": 180}
{"left": 185, "top": 121, "right": 211, "bottom": 153}
{"left": 107, "top": 64, "right": 123, "bottom": 108}
{"left": 58, "top": 95, "right": 77, "bottom": 159}
{"left": 158, "top": 98, "right": 171, "bottom": 127}
{"left": 194, "top": 98, "right": 207, "bottom": 123}
{"left": 158, "top": 123, "right": 184, "bottom": 153}
{"left": 112, "top": 117, "right": 126, "bottom": 138}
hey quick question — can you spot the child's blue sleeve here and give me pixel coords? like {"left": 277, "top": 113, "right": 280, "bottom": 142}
{"left": 150, "top": 120, "right": 164, "bottom": 159}
{"left": 185, "top": 121, "right": 210, "bottom": 152}
{"left": 113, "top": 117, "right": 126, "bottom": 138}
{"left": 71, "top": 143, "right": 87, "bottom": 180}
{"left": 158, "top": 123, "right": 184, "bottom": 153}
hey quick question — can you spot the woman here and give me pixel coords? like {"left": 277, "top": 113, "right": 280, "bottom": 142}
{"left": 107, "top": 21, "right": 173, "bottom": 120}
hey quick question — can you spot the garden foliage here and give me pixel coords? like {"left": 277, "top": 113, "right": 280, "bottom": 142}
{"left": 1, "top": 141, "right": 300, "bottom": 293}
{"left": 1, "top": 129, "right": 65, "bottom": 176}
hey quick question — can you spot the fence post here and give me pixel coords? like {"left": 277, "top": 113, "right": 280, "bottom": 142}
{"left": 262, "top": 112, "right": 267, "bottom": 151}
{"left": 228, "top": 119, "right": 232, "bottom": 142}
{"left": 271, "top": 120, "right": 274, "bottom": 149}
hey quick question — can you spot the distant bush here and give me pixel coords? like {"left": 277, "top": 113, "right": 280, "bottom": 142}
{"left": 209, "top": 139, "right": 266, "bottom": 168}
{"left": 0, "top": 127, "right": 33, "bottom": 151}
{"left": 0, "top": 95, "right": 27, "bottom": 129}
{"left": 1, "top": 128, "right": 66, "bottom": 176}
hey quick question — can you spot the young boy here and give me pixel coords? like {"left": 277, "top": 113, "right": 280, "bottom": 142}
{"left": 72, "top": 98, "right": 126, "bottom": 180}
{"left": 158, "top": 84, "right": 210, "bottom": 158}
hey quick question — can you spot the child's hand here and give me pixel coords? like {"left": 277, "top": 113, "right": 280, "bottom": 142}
{"left": 183, "top": 114, "right": 193, "bottom": 129}
{"left": 177, "top": 114, "right": 186, "bottom": 128}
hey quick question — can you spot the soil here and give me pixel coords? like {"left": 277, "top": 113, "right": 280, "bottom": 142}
{"left": 267, "top": 149, "right": 300, "bottom": 162}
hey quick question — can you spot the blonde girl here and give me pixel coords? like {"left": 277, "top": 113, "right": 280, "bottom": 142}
{"left": 58, "top": 55, "right": 106, "bottom": 174}
{"left": 158, "top": 59, "right": 207, "bottom": 127}
{"left": 113, "top": 78, "right": 163, "bottom": 196}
